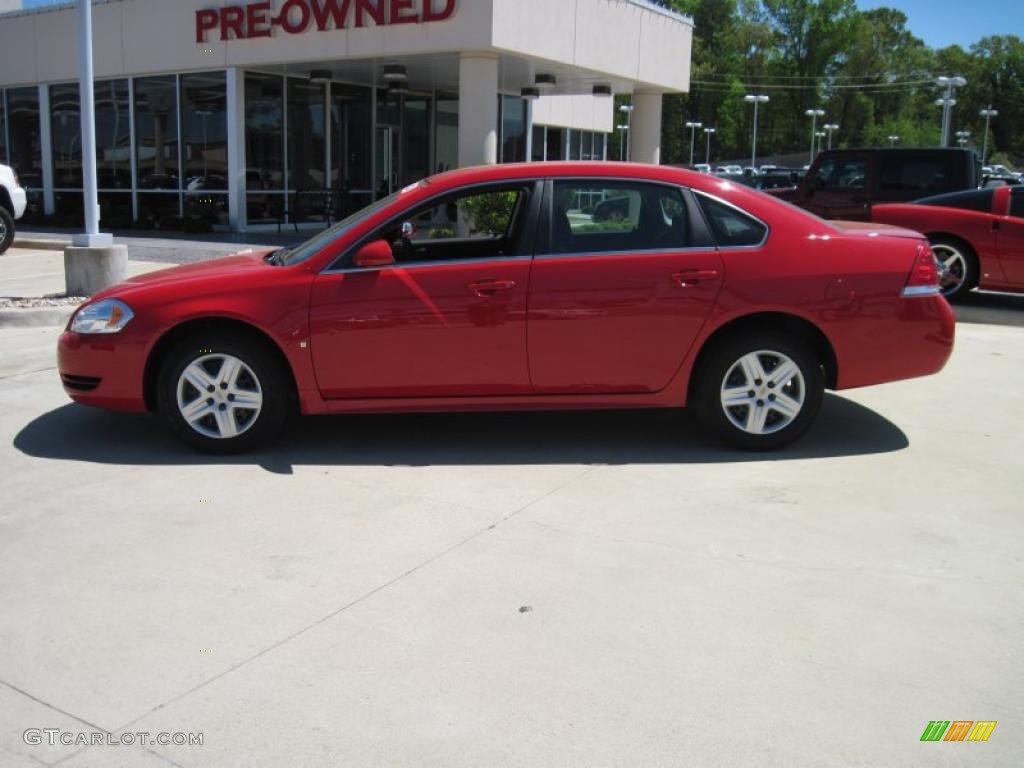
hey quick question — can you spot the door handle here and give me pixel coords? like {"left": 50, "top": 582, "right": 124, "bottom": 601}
{"left": 672, "top": 269, "right": 720, "bottom": 287}
{"left": 468, "top": 279, "right": 516, "bottom": 297}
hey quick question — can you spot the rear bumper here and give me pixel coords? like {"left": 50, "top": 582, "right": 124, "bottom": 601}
{"left": 57, "top": 331, "right": 148, "bottom": 412}
{"left": 836, "top": 295, "right": 955, "bottom": 389}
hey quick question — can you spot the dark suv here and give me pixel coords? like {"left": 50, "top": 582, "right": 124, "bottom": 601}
{"left": 772, "top": 148, "right": 981, "bottom": 220}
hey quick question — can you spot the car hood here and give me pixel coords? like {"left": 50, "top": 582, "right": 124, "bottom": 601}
{"left": 829, "top": 220, "right": 924, "bottom": 240}
{"left": 93, "top": 248, "right": 276, "bottom": 300}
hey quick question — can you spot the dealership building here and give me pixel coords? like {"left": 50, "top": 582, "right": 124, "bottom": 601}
{"left": 0, "top": 0, "right": 692, "bottom": 232}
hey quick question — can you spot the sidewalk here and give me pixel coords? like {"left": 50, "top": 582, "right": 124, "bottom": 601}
{"left": 0, "top": 247, "right": 176, "bottom": 327}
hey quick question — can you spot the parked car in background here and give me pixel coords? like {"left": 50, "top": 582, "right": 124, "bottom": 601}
{"left": 57, "top": 162, "right": 954, "bottom": 453}
{"left": 0, "top": 163, "right": 28, "bottom": 254}
{"left": 872, "top": 185, "right": 1024, "bottom": 300}
{"left": 694, "top": 163, "right": 712, "bottom": 174}
{"left": 772, "top": 148, "right": 982, "bottom": 221}
{"left": 741, "top": 173, "right": 802, "bottom": 191}
{"left": 715, "top": 165, "right": 743, "bottom": 176}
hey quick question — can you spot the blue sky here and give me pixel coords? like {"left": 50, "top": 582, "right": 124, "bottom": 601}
{"left": 856, "top": 0, "right": 1024, "bottom": 49}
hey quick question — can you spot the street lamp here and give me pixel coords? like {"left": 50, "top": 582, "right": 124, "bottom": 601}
{"left": 616, "top": 124, "right": 630, "bottom": 162}
{"left": 619, "top": 104, "right": 635, "bottom": 161}
{"left": 805, "top": 108, "right": 825, "bottom": 163}
{"left": 823, "top": 123, "right": 839, "bottom": 151}
{"left": 955, "top": 130, "right": 971, "bottom": 148}
{"left": 815, "top": 131, "right": 826, "bottom": 157}
{"left": 887, "top": 135, "right": 900, "bottom": 147}
{"left": 935, "top": 75, "right": 967, "bottom": 147}
{"left": 744, "top": 94, "right": 769, "bottom": 169}
{"left": 685, "top": 120, "right": 702, "bottom": 166}
{"left": 703, "top": 127, "right": 716, "bottom": 165}
{"left": 979, "top": 106, "right": 998, "bottom": 164}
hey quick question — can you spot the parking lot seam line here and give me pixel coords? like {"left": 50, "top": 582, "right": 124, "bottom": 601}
{"left": 0, "top": 366, "right": 57, "bottom": 380}
{"left": 0, "top": 743, "right": 50, "bottom": 767}
{"left": 0, "top": 678, "right": 110, "bottom": 736}
{"left": 110, "top": 466, "right": 599, "bottom": 736}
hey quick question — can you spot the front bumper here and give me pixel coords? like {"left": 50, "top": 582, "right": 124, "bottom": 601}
{"left": 57, "top": 330, "right": 149, "bottom": 412}
{"left": 9, "top": 186, "right": 27, "bottom": 219}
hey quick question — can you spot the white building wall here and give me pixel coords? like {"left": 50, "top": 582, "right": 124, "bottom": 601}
{"left": 532, "top": 95, "right": 614, "bottom": 134}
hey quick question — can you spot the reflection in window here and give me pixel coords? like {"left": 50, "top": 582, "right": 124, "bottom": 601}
{"left": 245, "top": 73, "right": 284, "bottom": 191}
{"left": 134, "top": 76, "right": 179, "bottom": 190}
{"left": 50, "top": 83, "right": 81, "bottom": 188}
{"left": 500, "top": 95, "right": 526, "bottom": 163}
{"left": 408, "top": 188, "right": 522, "bottom": 241}
{"left": 287, "top": 78, "right": 325, "bottom": 191}
{"left": 331, "top": 82, "right": 373, "bottom": 194}
{"left": 182, "top": 71, "right": 227, "bottom": 189}
{"left": 95, "top": 80, "right": 131, "bottom": 189}
{"left": 7, "top": 88, "right": 42, "bottom": 188}
{"left": 0, "top": 92, "right": 6, "bottom": 165}
{"left": 546, "top": 127, "right": 564, "bottom": 161}
{"left": 434, "top": 95, "right": 458, "bottom": 175}
{"left": 814, "top": 157, "right": 866, "bottom": 190}
{"left": 696, "top": 194, "right": 767, "bottom": 247}
{"left": 531, "top": 125, "right": 545, "bottom": 161}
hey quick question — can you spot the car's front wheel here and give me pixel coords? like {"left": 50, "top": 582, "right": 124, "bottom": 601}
{"left": 929, "top": 237, "right": 977, "bottom": 301}
{"left": 0, "top": 207, "right": 14, "bottom": 255}
{"left": 696, "top": 333, "right": 824, "bottom": 450}
{"left": 157, "top": 332, "right": 289, "bottom": 453}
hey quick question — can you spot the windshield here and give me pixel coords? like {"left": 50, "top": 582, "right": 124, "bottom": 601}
{"left": 279, "top": 191, "right": 402, "bottom": 266}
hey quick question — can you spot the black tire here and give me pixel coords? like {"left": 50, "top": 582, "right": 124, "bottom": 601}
{"left": 695, "top": 332, "right": 825, "bottom": 450}
{"left": 157, "top": 331, "right": 289, "bottom": 453}
{"left": 929, "top": 236, "right": 977, "bottom": 302}
{"left": 0, "top": 207, "right": 14, "bottom": 255}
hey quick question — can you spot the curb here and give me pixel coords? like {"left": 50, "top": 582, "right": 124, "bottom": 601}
{"left": 0, "top": 307, "right": 74, "bottom": 328}
{"left": 12, "top": 237, "right": 71, "bottom": 252}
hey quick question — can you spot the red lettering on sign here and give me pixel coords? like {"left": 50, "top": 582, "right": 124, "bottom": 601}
{"left": 389, "top": 0, "right": 417, "bottom": 24}
{"left": 311, "top": 0, "right": 352, "bottom": 31}
{"left": 354, "top": 0, "right": 384, "bottom": 27}
{"left": 246, "top": 1, "right": 273, "bottom": 37}
{"left": 220, "top": 6, "right": 245, "bottom": 40}
{"left": 196, "top": 9, "right": 219, "bottom": 43}
{"left": 422, "top": 0, "right": 456, "bottom": 22}
{"left": 278, "top": 0, "right": 311, "bottom": 33}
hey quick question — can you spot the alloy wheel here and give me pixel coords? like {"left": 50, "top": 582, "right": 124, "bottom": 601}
{"left": 720, "top": 350, "right": 805, "bottom": 435}
{"left": 931, "top": 243, "right": 967, "bottom": 297}
{"left": 176, "top": 353, "right": 263, "bottom": 439}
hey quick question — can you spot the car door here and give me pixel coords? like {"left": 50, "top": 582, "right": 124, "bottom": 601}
{"left": 308, "top": 182, "right": 539, "bottom": 399}
{"left": 527, "top": 179, "right": 725, "bottom": 394}
{"left": 804, "top": 154, "right": 873, "bottom": 220}
{"left": 996, "top": 186, "right": 1024, "bottom": 286}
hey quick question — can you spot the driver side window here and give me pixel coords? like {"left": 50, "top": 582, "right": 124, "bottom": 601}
{"left": 378, "top": 185, "right": 530, "bottom": 264}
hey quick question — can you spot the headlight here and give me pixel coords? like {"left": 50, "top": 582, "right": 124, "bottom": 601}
{"left": 70, "top": 299, "right": 135, "bottom": 334}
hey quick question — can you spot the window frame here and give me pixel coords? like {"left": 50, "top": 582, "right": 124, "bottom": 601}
{"left": 691, "top": 190, "right": 771, "bottom": 250}
{"left": 536, "top": 178, "right": 716, "bottom": 258}
{"left": 1009, "top": 188, "right": 1024, "bottom": 220}
{"left": 324, "top": 179, "right": 544, "bottom": 273}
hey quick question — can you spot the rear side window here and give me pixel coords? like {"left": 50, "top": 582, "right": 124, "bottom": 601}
{"left": 878, "top": 155, "right": 953, "bottom": 195}
{"left": 696, "top": 194, "right": 768, "bottom": 248}
{"left": 1011, "top": 189, "right": 1024, "bottom": 219}
{"left": 814, "top": 157, "right": 867, "bottom": 190}
{"left": 550, "top": 181, "right": 692, "bottom": 254}
{"left": 917, "top": 188, "right": 994, "bottom": 213}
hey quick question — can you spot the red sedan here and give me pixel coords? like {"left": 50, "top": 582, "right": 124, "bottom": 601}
{"left": 873, "top": 185, "right": 1024, "bottom": 300}
{"left": 58, "top": 163, "right": 954, "bottom": 452}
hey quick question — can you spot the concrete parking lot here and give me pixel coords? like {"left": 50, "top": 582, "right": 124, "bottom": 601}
{"left": 0, "top": 287, "right": 1022, "bottom": 766}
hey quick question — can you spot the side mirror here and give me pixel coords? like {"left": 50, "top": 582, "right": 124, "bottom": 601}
{"left": 400, "top": 221, "right": 416, "bottom": 240}
{"left": 353, "top": 239, "right": 395, "bottom": 268}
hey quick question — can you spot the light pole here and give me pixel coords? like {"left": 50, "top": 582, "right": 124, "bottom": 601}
{"left": 935, "top": 75, "right": 967, "bottom": 147}
{"left": 616, "top": 124, "right": 629, "bottom": 161}
{"left": 703, "top": 127, "right": 715, "bottom": 165}
{"left": 979, "top": 106, "right": 998, "bottom": 164}
{"left": 823, "top": 123, "right": 839, "bottom": 151}
{"left": 815, "top": 131, "right": 826, "bottom": 156}
{"left": 73, "top": 0, "right": 111, "bottom": 247}
{"left": 744, "top": 94, "right": 769, "bottom": 170}
{"left": 685, "top": 120, "right": 702, "bottom": 166}
{"left": 619, "top": 104, "right": 634, "bottom": 161}
{"left": 955, "top": 130, "right": 970, "bottom": 148}
{"left": 805, "top": 108, "right": 825, "bottom": 164}
{"left": 888, "top": 135, "right": 900, "bottom": 147}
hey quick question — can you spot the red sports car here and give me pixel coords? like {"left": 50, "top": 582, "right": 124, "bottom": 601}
{"left": 58, "top": 162, "right": 954, "bottom": 452}
{"left": 872, "top": 185, "right": 1024, "bottom": 300}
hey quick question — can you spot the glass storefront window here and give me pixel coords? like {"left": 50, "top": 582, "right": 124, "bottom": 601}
{"left": 287, "top": 78, "right": 325, "bottom": 191}
{"left": 50, "top": 83, "right": 81, "bottom": 188}
{"left": 582, "top": 131, "right": 594, "bottom": 161}
{"left": 546, "top": 127, "right": 564, "bottom": 161}
{"left": 134, "top": 76, "right": 179, "bottom": 190}
{"left": 531, "top": 125, "right": 545, "bottom": 161}
{"left": 434, "top": 96, "right": 458, "bottom": 175}
{"left": 137, "top": 193, "right": 181, "bottom": 228}
{"left": 8, "top": 87, "right": 42, "bottom": 189}
{"left": 245, "top": 73, "right": 284, "bottom": 191}
{"left": 182, "top": 71, "right": 227, "bottom": 190}
{"left": 0, "top": 92, "right": 7, "bottom": 165}
{"left": 568, "top": 130, "right": 580, "bottom": 161}
{"left": 331, "top": 82, "right": 372, "bottom": 194}
{"left": 500, "top": 95, "right": 526, "bottom": 163}
{"left": 95, "top": 79, "right": 130, "bottom": 189}
{"left": 403, "top": 96, "right": 430, "bottom": 184}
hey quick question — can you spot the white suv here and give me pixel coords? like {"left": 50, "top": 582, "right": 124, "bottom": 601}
{"left": 1, "top": 163, "right": 28, "bottom": 255}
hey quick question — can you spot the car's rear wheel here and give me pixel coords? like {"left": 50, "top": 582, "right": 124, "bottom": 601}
{"left": 929, "top": 237, "right": 977, "bottom": 301}
{"left": 157, "top": 332, "right": 288, "bottom": 453}
{"left": 696, "top": 333, "right": 824, "bottom": 450}
{"left": 0, "top": 207, "right": 14, "bottom": 255}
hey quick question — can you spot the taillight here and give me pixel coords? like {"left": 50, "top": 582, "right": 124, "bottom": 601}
{"left": 902, "top": 244, "right": 941, "bottom": 297}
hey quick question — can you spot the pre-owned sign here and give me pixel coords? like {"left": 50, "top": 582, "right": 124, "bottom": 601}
{"left": 196, "top": 0, "right": 457, "bottom": 43}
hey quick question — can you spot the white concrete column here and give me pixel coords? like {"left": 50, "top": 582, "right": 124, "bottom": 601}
{"left": 458, "top": 54, "right": 498, "bottom": 167}
{"left": 630, "top": 91, "right": 663, "bottom": 165}
{"left": 226, "top": 68, "right": 247, "bottom": 231}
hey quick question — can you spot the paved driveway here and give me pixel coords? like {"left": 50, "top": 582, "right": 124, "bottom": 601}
{"left": 0, "top": 297, "right": 1022, "bottom": 767}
